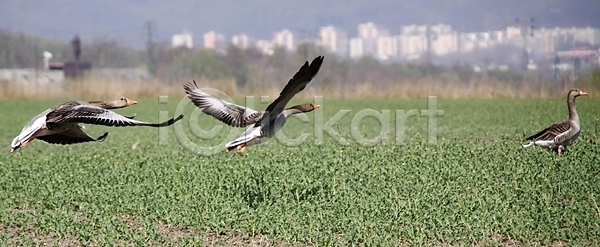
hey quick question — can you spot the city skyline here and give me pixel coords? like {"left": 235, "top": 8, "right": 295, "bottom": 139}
{"left": 177, "top": 21, "right": 600, "bottom": 67}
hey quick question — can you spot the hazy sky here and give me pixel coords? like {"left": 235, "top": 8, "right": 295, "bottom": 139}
{"left": 1, "top": 0, "right": 599, "bottom": 48}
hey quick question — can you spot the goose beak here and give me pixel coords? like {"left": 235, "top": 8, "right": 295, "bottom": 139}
{"left": 10, "top": 144, "right": 20, "bottom": 153}
{"left": 126, "top": 99, "right": 138, "bottom": 106}
{"left": 313, "top": 104, "right": 321, "bottom": 109}
{"left": 580, "top": 91, "right": 588, "bottom": 96}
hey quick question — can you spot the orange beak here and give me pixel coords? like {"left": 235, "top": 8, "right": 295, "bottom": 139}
{"left": 580, "top": 91, "right": 588, "bottom": 96}
{"left": 126, "top": 98, "right": 138, "bottom": 106}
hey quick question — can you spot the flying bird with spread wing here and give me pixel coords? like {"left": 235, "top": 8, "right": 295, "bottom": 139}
{"left": 10, "top": 97, "right": 184, "bottom": 152}
{"left": 184, "top": 55, "right": 324, "bottom": 153}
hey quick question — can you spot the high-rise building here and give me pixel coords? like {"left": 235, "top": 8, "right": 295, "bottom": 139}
{"left": 433, "top": 32, "right": 458, "bottom": 55}
{"left": 398, "top": 24, "right": 458, "bottom": 58}
{"left": 232, "top": 34, "right": 251, "bottom": 49}
{"left": 358, "top": 22, "right": 389, "bottom": 57}
{"left": 572, "top": 26, "right": 600, "bottom": 45}
{"left": 506, "top": 26, "right": 522, "bottom": 40}
{"left": 319, "top": 26, "right": 348, "bottom": 57}
{"left": 203, "top": 31, "right": 226, "bottom": 52}
{"left": 398, "top": 34, "right": 426, "bottom": 60}
{"left": 349, "top": 38, "right": 364, "bottom": 59}
{"left": 172, "top": 31, "right": 193, "bottom": 49}
{"left": 256, "top": 40, "right": 275, "bottom": 55}
{"left": 273, "top": 29, "right": 295, "bottom": 51}
{"left": 376, "top": 36, "right": 399, "bottom": 60}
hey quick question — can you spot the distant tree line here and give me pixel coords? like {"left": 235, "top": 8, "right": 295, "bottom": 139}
{"left": 0, "top": 28, "right": 582, "bottom": 89}
{"left": 0, "top": 29, "right": 144, "bottom": 69}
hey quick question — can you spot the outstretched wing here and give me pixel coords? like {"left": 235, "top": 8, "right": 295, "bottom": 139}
{"left": 37, "top": 125, "right": 108, "bottom": 145}
{"left": 525, "top": 121, "right": 571, "bottom": 142}
{"left": 259, "top": 56, "right": 324, "bottom": 126}
{"left": 183, "top": 80, "right": 262, "bottom": 127}
{"left": 46, "top": 104, "right": 184, "bottom": 127}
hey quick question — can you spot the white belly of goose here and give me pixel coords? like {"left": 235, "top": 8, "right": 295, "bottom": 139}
{"left": 531, "top": 140, "right": 556, "bottom": 148}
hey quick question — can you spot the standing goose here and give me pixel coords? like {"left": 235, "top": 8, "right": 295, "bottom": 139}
{"left": 523, "top": 89, "right": 588, "bottom": 156}
{"left": 10, "top": 97, "right": 184, "bottom": 152}
{"left": 184, "top": 55, "right": 324, "bottom": 153}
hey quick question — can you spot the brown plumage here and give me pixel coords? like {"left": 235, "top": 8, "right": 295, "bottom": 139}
{"left": 10, "top": 97, "right": 184, "bottom": 152}
{"left": 183, "top": 81, "right": 263, "bottom": 127}
{"left": 225, "top": 103, "right": 320, "bottom": 153}
{"left": 183, "top": 56, "right": 325, "bottom": 153}
{"left": 523, "top": 89, "right": 588, "bottom": 156}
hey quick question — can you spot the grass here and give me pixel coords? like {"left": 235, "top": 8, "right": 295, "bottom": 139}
{"left": 0, "top": 96, "right": 599, "bottom": 246}
{"left": 1, "top": 72, "right": 598, "bottom": 100}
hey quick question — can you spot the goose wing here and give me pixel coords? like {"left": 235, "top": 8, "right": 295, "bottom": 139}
{"left": 45, "top": 104, "right": 184, "bottom": 127}
{"left": 525, "top": 121, "right": 572, "bottom": 142}
{"left": 259, "top": 56, "right": 324, "bottom": 126}
{"left": 37, "top": 125, "right": 108, "bottom": 145}
{"left": 183, "top": 81, "right": 262, "bottom": 127}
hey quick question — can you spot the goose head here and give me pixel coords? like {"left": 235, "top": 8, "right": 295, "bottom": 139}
{"left": 92, "top": 97, "right": 138, "bottom": 109}
{"left": 569, "top": 89, "right": 588, "bottom": 99}
{"left": 289, "top": 103, "right": 320, "bottom": 113}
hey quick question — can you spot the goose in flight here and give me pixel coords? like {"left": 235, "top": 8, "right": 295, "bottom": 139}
{"left": 10, "top": 97, "right": 183, "bottom": 152}
{"left": 184, "top": 56, "right": 324, "bottom": 153}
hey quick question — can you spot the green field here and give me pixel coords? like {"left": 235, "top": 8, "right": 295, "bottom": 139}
{"left": 1, "top": 96, "right": 599, "bottom": 246}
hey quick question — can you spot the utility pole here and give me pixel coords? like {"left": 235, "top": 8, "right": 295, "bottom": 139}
{"left": 554, "top": 55, "right": 560, "bottom": 80}
{"left": 299, "top": 28, "right": 314, "bottom": 62}
{"left": 424, "top": 24, "right": 437, "bottom": 66}
{"left": 515, "top": 17, "right": 534, "bottom": 72}
{"left": 143, "top": 20, "right": 157, "bottom": 77}
{"left": 425, "top": 24, "right": 432, "bottom": 65}
{"left": 573, "top": 57, "right": 581, "bottom": 81}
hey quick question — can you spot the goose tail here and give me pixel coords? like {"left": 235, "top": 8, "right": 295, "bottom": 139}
{"left": 522, "top": 141, "right": 534, "bottom": 148}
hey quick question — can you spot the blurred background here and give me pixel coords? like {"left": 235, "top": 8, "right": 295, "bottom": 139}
{"left": 1, "top": 0, "right": 599, "bottom": 99}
